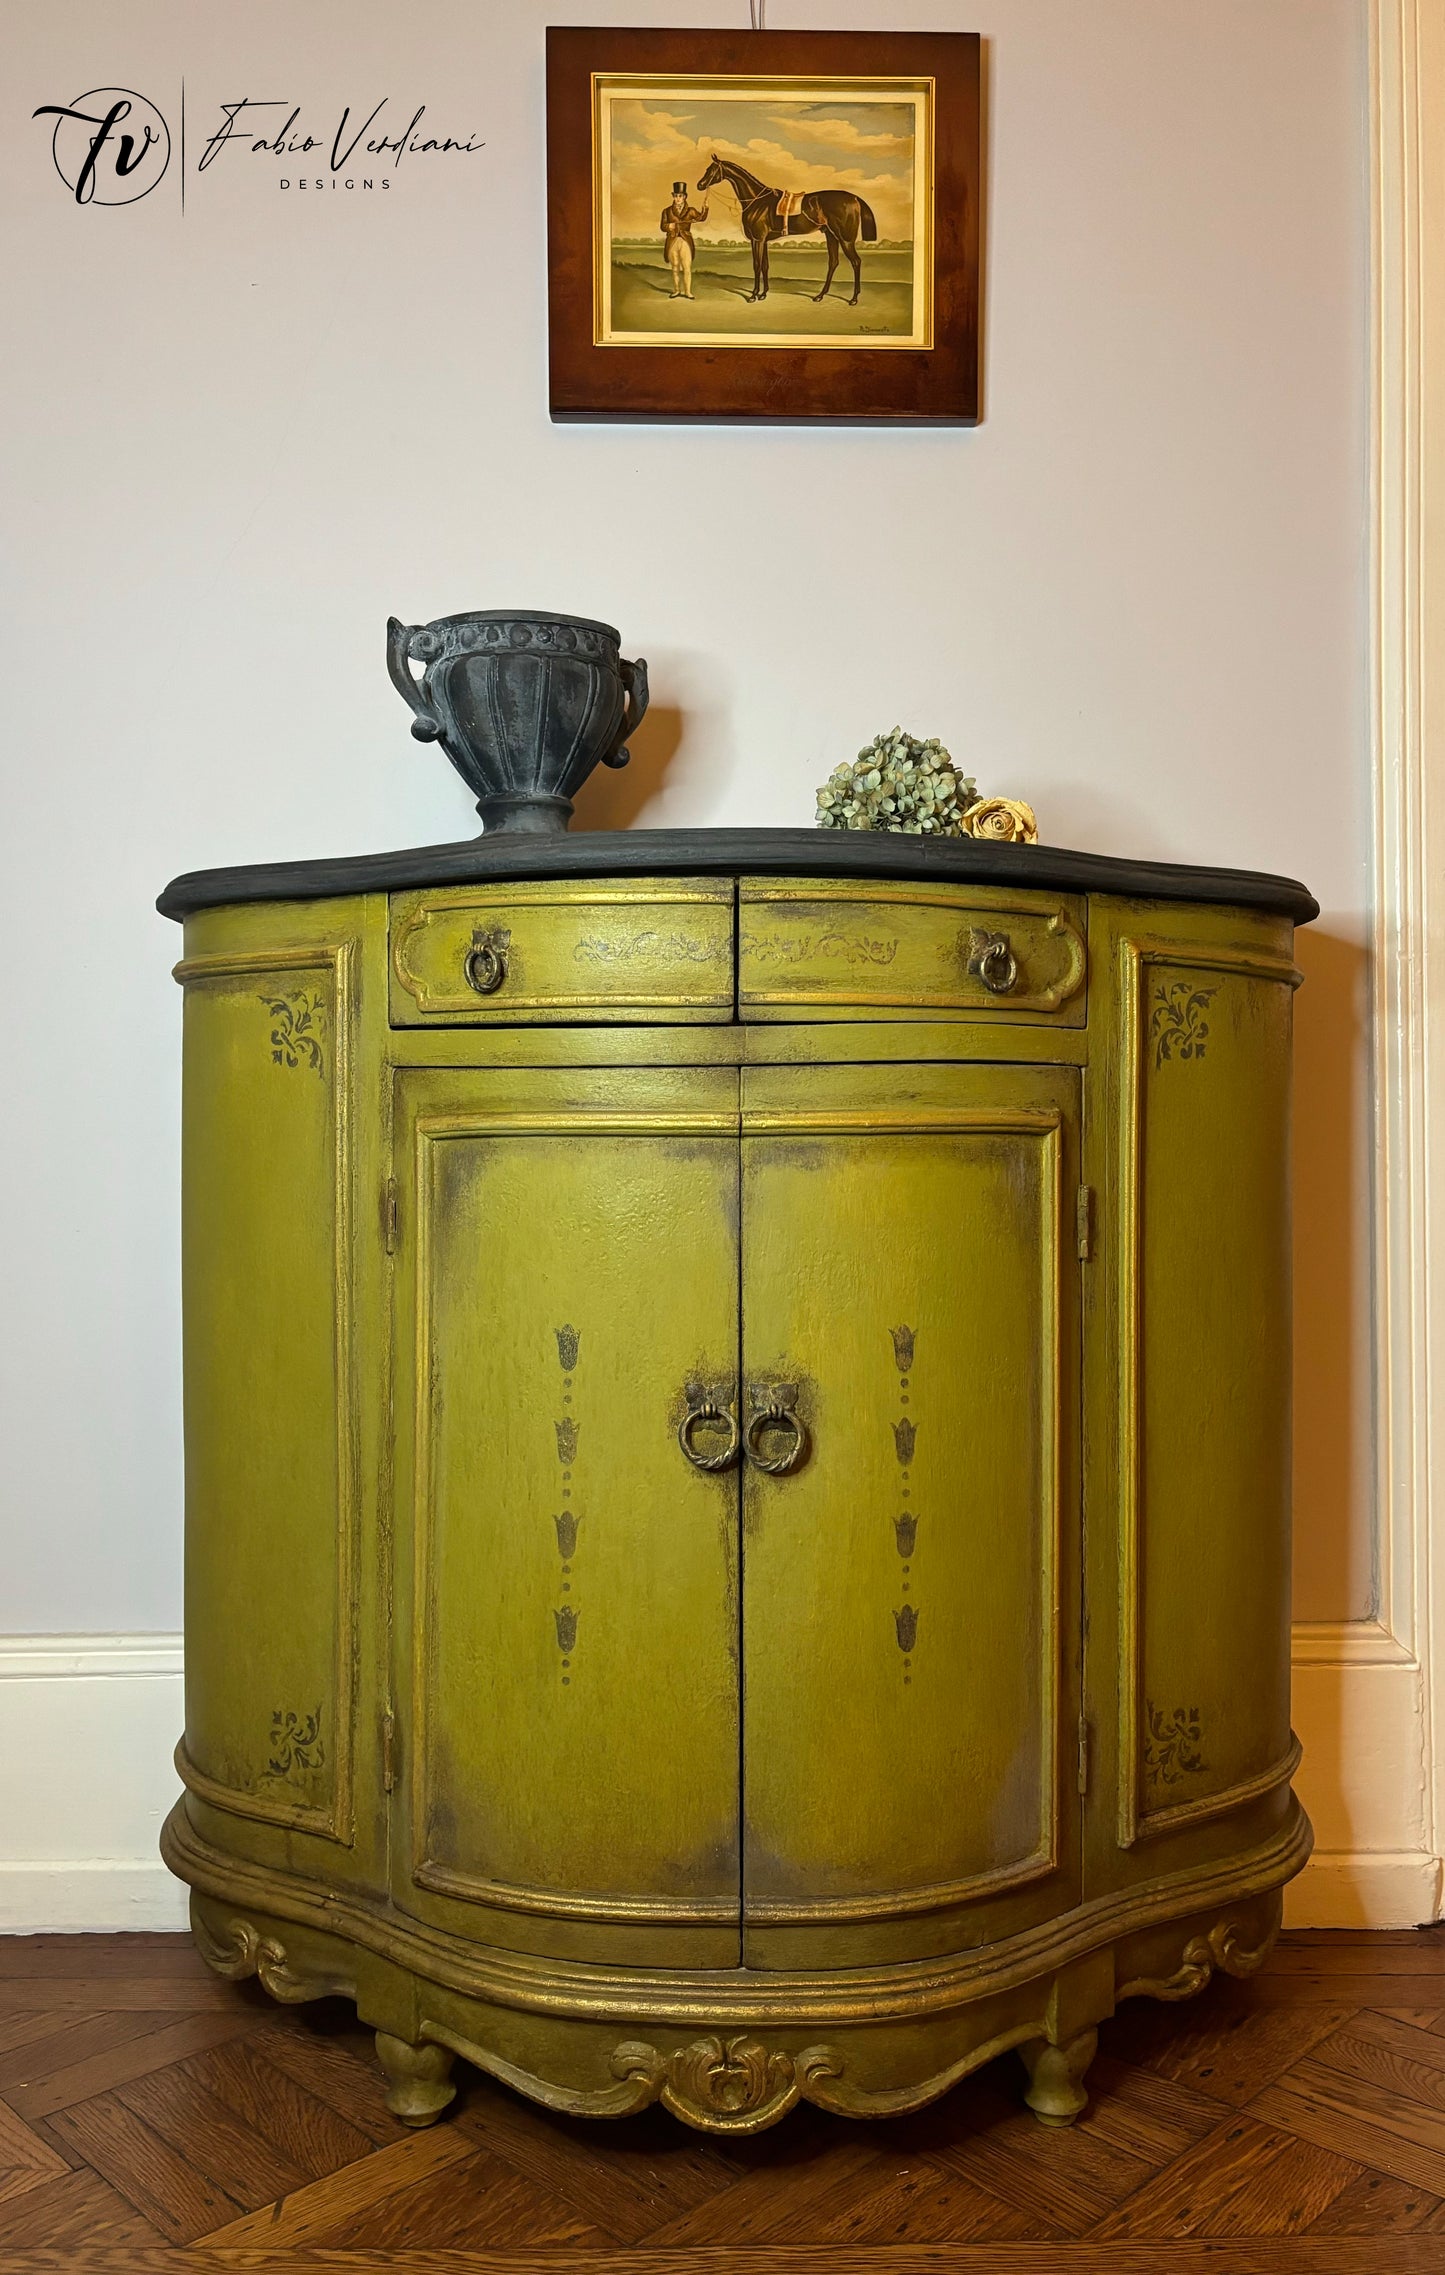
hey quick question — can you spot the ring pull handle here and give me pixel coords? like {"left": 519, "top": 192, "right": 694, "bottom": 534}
{"left": 744, "top": 1385, "right": 809, "bottom": 1475}
{"left": 678, "top": 1393, "right": 740, "bottom": 1473}
{"left": 465, "top": 926, "right": 511, "bottom": 996}
{"left": 967, "top": 928, "right": 1019, "bottom": 996}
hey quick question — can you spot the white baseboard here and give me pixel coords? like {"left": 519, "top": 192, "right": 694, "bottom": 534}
{"left": 1284, "top": 1848, "right": 1445, "bottom": 1927}
{"left": 1287, "top": 1619, "right": 1442, "bottom": 1925}
{"left": 0, "top": 1635, "right": 188, "bottom": 1933}
{"left": 0, "top": 1623, "right": 1438, "bottom": 1935}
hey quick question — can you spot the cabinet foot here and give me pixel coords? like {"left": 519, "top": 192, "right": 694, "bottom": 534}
{"left": 1018, "top": 2027, "right": 1097, "bottom": 2127}
{"left": 375, "top": 2032, "right": 456, "bottom": 2126}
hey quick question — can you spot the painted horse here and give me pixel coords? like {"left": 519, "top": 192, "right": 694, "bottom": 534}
{"left": 696, "top": 153, "right": 877, "bottom": 305}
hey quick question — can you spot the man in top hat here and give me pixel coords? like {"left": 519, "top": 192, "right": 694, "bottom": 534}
{"left": 660, "top": 180, "right": 709, "bottom": 300}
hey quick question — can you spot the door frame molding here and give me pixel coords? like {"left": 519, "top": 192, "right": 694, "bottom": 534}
{"left": 1291, "top": 0, "right": 1445, "bottom": 1926}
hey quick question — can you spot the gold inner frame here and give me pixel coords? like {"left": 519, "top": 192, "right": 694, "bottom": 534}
{"left": 591, "top": 71, "right": 935, "bottom": 353}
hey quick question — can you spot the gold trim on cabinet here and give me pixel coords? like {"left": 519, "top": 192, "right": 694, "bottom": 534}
{"left": 408, "top": 1109, "right": 740, "bottom": 1139}
{"left": 741, "top": 880, "right": 1069, "bottom": 912}
{"left": 739, "top": 1107, "right": 1065, "bottom": 1137}
{"left": 1115, "top": 939, "right": 1302, "bottom": 1850}
{"left": 163, "top": 1791, "right": 1311, "bottom": 2026}
{"left": 410, "top": 1858, "right": 739, "bottom": 1923}
{"left": 403, "top": 884, "right": 737, "bottom": 907}
{"left": 173, "top": 941, "right": 359, "bottom": 1848}
{"left": 1131, "top": 1733, "right": 1305, "bottom": 1843}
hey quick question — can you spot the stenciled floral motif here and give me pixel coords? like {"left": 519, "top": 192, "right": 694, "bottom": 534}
{"left": 894, "top": 1513, "right": 918, "bottom": 1558}
{"left": 265, "top": 991, "right": 326, "bottom": 1077}
{"left": 894, "top": 1605, "right": 920, "bottom": 1653}
{"left": 554, "top": 1511, "right": 581, "bottom": 1560}
{"left": 890, "top": 1325, "right": 916, "bottom": 1373}
{"left": 555, "top": 1325, "right": 581, "bottom": 1372}
{"left": 1150, "top": 982, "right": 1217, "bottom": 1069}
{"left": 573, "top": 933, "right": 727, "bottom": 966}
{"left": 554, "top": 1606, "right": 579, "bottom": 1653}
{"left": 555, "top": 1418, "right": 579, "bottom": 1465}
{"left": 740, "top": 930, "right": 899, "bottom": 968}
{"left": 268, "top": 1706, "right": 325, "bottom": 1777}
{"left": 893, "top": 1417, "right": 917, "bottom": 1465}
{"left": 1145, "top": 1703, "right": 1207, "bottom": 1787}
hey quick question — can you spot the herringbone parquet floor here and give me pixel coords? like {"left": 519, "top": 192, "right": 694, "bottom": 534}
{"left": 4, "top": 1931, "right": 1445, "bottom": 2271}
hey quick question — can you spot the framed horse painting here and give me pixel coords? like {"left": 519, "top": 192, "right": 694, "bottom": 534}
{"left": 546, "top": 27, "right": 981, "bottom": 423}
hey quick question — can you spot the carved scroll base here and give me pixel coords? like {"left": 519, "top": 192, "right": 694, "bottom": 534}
{"left": 1116, "top": 1907, "right": 1282, "bottom": 2005}
{"left": 178, "top": 1833, "right": 1295, "bottom": 2138}
{"left": 189, "top": 1906, "right": 351, "bottom": 2005}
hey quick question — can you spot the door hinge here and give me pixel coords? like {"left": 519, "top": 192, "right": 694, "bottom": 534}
{"left": 1076, "top": 1184, "right": 1095, "bottom": 1261}
{"left": 1077, "top": 1715, "right": 1091, "bottom": 1797}
{"left": 382, "top": 1711, "right": 398, "bottom": 1791}
{"left": 383, "top": 1178, "right": 399, "bottom": 1255}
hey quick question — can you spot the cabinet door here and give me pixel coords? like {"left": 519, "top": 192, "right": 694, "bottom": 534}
{"left": 391, "top": 1066, "right": 742, "bottom": 1967}
{"left": 739, "top": 1063, "right": 1081, "bottom": 1968}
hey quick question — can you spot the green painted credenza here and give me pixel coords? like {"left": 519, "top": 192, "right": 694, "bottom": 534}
{"left": 158, "top": 827, "right": 1316, "bottom": 2135}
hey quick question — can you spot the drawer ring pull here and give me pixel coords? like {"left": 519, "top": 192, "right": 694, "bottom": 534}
{"left": 967, "top": 929, "right": 1019, "bottom": 996}
{"left": 678, "top": 1401, "right": 740, "bottom": 1473}
{"left": 464, "top": 928, "right": 510, "bottom": 996}
{"left": 745, "top": 1395, "right": 809, "bottom": 1476}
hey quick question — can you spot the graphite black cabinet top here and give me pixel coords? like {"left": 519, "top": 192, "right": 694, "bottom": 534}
{"left": 157, "top": 827, "right": 1318, "bottom": 925}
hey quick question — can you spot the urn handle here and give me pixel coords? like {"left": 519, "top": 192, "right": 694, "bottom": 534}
{"left": 386, "top": 616, "right": 444, "bottom": 744}
{"left": 604, "top": 656, "right": 649, "bottom": 770}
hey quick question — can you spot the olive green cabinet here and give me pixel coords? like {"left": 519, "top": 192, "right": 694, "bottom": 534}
{"left": 162, "top": 847, "right": 1312, "bottom": 2137}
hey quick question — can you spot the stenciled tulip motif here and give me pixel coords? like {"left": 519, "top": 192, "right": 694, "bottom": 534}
{"left": 894, "top": 1605, "right": 920, "bottom": 1654}
{"left": 890, "top": 1328, "right": 920, "bottom": 1685}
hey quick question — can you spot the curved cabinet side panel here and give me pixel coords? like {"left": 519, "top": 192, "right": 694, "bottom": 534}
{"left": 1110, "top": 918, "right": 1299, "bottom": 1857}
{"left": 177, "top": 916, "right": 363, "bottom": 1847}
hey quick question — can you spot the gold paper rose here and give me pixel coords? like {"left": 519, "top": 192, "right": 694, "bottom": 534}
{"left": 962, "top": 797, "right": 1038, "bottom": 845}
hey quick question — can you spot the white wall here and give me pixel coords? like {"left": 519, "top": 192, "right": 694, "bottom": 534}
{"left": 2, "top": 1, "right": 1369, "bottom": 1644}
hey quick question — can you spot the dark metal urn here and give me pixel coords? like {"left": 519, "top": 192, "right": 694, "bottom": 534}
{"left": 386, "top": 610, "right": 649, "bottom": 834}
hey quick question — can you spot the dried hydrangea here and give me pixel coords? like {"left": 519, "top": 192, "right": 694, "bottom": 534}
{"left": 815, "top": 728, "right": 978, "bottom": 836}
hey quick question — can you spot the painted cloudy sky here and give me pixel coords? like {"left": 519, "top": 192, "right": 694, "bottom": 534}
{"left": 608, "top": 95, "right": 916, "bottom": 241}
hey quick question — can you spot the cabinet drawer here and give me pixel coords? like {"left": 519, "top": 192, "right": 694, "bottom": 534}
{"left": 739, "top": 879, "right": 1088, "bottom": 1023}
{"left": 389, "top": 879, "right": 735, "bottom": 1024}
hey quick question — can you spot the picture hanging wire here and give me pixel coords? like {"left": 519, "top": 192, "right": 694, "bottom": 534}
{"left": 749, "top": 0, "right": 767, "bottom": 27}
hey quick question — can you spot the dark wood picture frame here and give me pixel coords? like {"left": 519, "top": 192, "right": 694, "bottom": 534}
{"left": 546, "top": 27, "right": 981, "bottom": 424}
